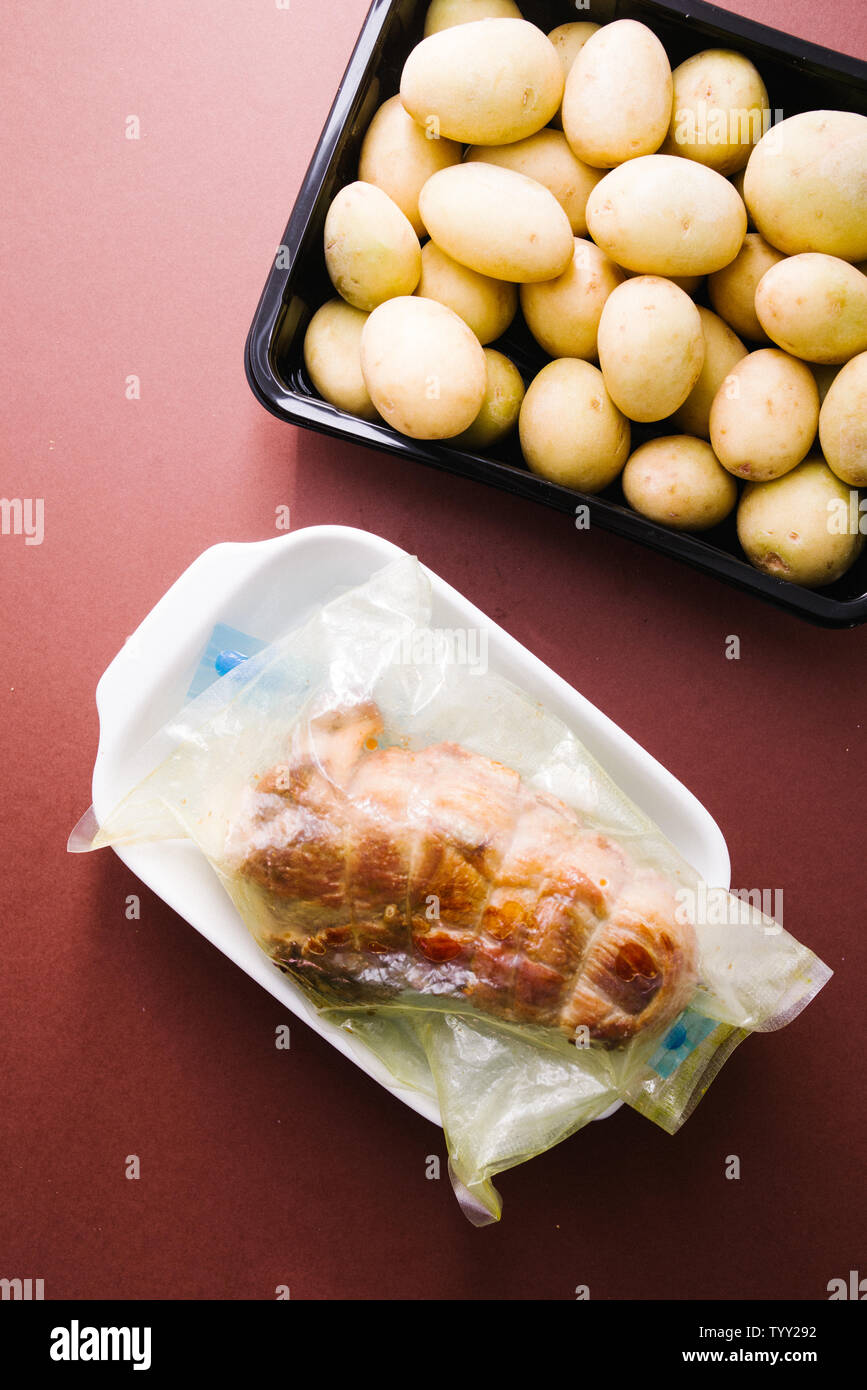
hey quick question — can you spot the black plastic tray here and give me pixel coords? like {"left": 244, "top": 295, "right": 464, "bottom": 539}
{"left": 245, "top": 0, "right": 867, "bottom": 627}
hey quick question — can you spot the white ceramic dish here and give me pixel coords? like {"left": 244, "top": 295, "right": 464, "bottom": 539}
{"left": 85, "top": 525, "right": 731, "bottom": 1126}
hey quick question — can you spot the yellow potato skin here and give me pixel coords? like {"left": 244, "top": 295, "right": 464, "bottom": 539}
{"left": 401, "top": 18, "right": 563, "bottom": 146}
{"left": 619, "top": 268, "right": 703, "bottom": 294}
{"left": 547, "top": 22, "right": 600, "bottom": 128}
{"left": 819, "top": 351, "right": 867, "bottom": 486}
{"left": 562, "top": 19, "right": 672, "bottom": 169}
{"left": 419, "top": 163, "right": 573, "bottom": 283}
{"left": 663, "top": 49, "right": 770, "bottom": 175}
{"left": 358, "top": 95, "right": 462, "bottom": 237}
{"left": 754, "top": 254, "right": 867, "bottom": 365}
{"left": 707, "top": 234, "right": 785, "bottom": 344}
{"left": 466, "top": 131, "right": 603, "bottom": 236}
{"left": 709, "top": 348, "right": 819, "bottom": 481}
{"left": 520, "top": 238, "right": 625, "bottom": 361}
{"left": 586, "top": 155, "right": 747, "bottom": 276}
{"left": 415, "top": 241, "right": 517, "bottom": 345}
{"left": 423, "top": 0, "right": 522, "bottom": 37}
{"left": 519, "top": 358, "right": 630, "bottom": 492}
{"left": 303, "top": 300, "right": 379, "bottom": 421}
{"left": 360, "top": 296, "right": 487, "bottom": 440}
{"left": 452, "top": 349, "right": 525, "bottom": 450}
{"left": 671, "top": 306, "right": 748, "bottom": 439}
{"left": 737, "top": 458, "right": 864, "bottom": 588}
{"left": 623, "top": 436, "right": 738, "bottom": 530}
{"left": 324, "top": 182, "right": 421, "bottom": 312}
{"left": 744, "top": 110, "right": 867, "bottom": 262}
{"left": 597, "top": 276, "right": 705, "bottom": 423}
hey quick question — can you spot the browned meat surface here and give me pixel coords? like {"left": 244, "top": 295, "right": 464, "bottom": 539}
{"left": 227, "top": 701, "right": 698, "bottom": 1043}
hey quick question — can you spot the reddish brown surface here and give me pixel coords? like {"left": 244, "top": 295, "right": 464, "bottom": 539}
{"left": 1, "top": 1, "right": 865, "bottom": 1300}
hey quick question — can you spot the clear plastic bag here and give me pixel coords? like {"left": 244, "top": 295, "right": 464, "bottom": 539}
{"left": 72, "top": 556, "right": 831, "bottom": 1223}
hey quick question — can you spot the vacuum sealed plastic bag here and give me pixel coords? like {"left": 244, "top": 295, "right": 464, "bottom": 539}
{"left": 72, "top": 556, "right": 831, "bottom": 1223}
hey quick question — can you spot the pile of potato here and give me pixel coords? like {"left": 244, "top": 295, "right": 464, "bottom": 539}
{"left": 303, "top": 1, "right": 867, "bottom": 590}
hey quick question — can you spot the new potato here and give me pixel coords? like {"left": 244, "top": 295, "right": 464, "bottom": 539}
{"left": 562, "top": 19, "right": 672, "bottom": 168}
{"left": 519, "top": 238, "right": 625, "bottom": 361}
{"left": 358, "top": 95, "right": 461, "bottom": 236}
{"left": 709, "top": 349, "right": 819, "bottom": 480}
{"left": 466, "top": 130, "right": 603, "bottom": 236}
{"left": 519, "top": 358, "right": 630, "bottom": 492}
{"left": 452, "top": 349, "right": 525, "bottom": 450}
{"left": 743, "top": 110, "right": 867, "bottom": 262}
{"left": 621, "top": 267, "right": 704, "bottom": 293}
{"left": 303, "top": 299, "right": 378, "bottom": 421}
{"left": 754, "top": 254, "right": 867, "bottom": 364}
{"left": 547, "top": 22, "right": 600, "bottom": 128}
{"left": 707, "top": 234, "right": 785, "bottom": 343}
{"left": 324, "top": 182, "right": 421, "bottom": 311}
{"left": 360, "top": 296, "right": 486, "bottom": 439}
{"left": 325, "top": 0, "right": 867, "bottom": 587}
{"left": 663, "top": 49, "right": 769, "bottom": 175}
{"left": 423, "top": 0, "right": 523, "bottom": 37}
{"left": 622, "top": 436, "right": 738, "bottom": 530}
{"left": 586, "top": 155, "right": 747, "bottom": 276}
{"left": 819, "top": 351, "right": 867, "bottom": 486}
{"left": 597, "top": 276, "right": 705, "bottom": 423}
{"left": 401, "top": 18, "right": 563, "bottom": 145}
{"left": 419, "top": 162, "right": 573, "bottom": 282}
{"left": 415, "top": 240, "right": 517, "bottom": 344}
{"left": 737, "top": 458, "right": 864, "bottom": 587}
{"left": 671, "top": 306, "right": 748, "bottom": 439}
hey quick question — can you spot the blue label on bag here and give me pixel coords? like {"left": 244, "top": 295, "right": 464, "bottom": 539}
{"left": 186, "top": 623, "right": 267, "bottom": 701}
{"left": 648, "top": 1007, "right": 718, "bottom": 1079}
